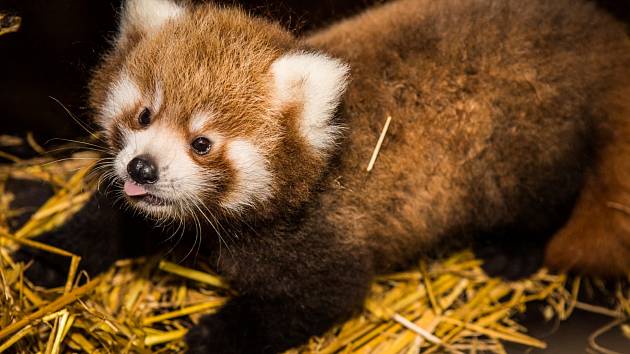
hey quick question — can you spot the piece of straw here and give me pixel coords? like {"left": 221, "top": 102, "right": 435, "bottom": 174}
{"left": 0, "top": 326, "right": 33, "bottom": 353}
{"left": 144, "top": 329, "right": 187, "bottom": 346}
{"left": 158, "top": 261, "right": 227, "bottom": 289}
{"left": 366, "top": 115, "right": 392, "bottom": 172}
{"left": 0, "top": 230, "right": 76, "bottom": 258}
{"left": 142, "top": 299, "right": 225, "bottom": 325}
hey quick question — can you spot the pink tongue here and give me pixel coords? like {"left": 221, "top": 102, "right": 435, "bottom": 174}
{"left": 124, "top": 181, "right": 148, "bottom": 196}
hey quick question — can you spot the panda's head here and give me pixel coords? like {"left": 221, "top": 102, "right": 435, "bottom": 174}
{"left": 90, "top": 0, "right": 349, "bottom": 222}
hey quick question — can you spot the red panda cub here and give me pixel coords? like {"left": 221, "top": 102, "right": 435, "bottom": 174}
{"left": 15, "top": 0, "right": 630, "bottom": 352}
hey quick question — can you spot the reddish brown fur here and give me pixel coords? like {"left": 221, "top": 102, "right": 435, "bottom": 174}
{"left": 545, "top": 71, "right": 630, "bottom": 276}
{"left": 306, "top": 0, "right": 630, "bottom": 271}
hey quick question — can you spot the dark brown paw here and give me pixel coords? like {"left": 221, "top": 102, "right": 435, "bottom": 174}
{"left": 12, "top": 250, "right": 68, "bottom": 288}
{"left": 185, "top": 313, "right": 246, "bottom": 354}
{"left": 474, "top": 242, "right": 544, "bottom": 281}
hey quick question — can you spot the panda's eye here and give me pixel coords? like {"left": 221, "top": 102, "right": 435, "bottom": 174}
{"left": 138, "top": 108, "right": 151, "bottom": 126}
{"left": 191, "top": 137, "right": 212, "bottom": 155}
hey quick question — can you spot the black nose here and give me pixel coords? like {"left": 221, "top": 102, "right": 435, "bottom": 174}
{"left": 127, "top": 156, "right": 158, "bottom": 184}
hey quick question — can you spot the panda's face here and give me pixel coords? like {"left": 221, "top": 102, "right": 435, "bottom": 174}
{"left": 90, "top": 0, "right": 349, "bottom": 223}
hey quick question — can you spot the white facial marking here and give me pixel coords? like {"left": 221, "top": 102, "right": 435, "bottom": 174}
{"left": 121, "top": 0, "right": 185, "bottom": 38}
{"left": 222, "top": 139, "right": 273, "bottom": 212}
{"left": 271, "top": 52, "right": 350, "bottom": 154}
{"left": 100, "top": 75, "right": 163, "bottom": 131}
{"left": 152, "top": 82, "right": 164, "bottom": 113}
{"left": 100, "top": 72, "right": 141, "bottom": 130}
{"left": 189, "top": 111, "right": 216, "bottom": 133}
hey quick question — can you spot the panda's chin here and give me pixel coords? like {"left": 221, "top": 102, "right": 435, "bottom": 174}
{"left": 127, "top": 193, "right": 173, "bottom": 207}
{"left": 125, "top": 194, "right": 178, "bottom": 220}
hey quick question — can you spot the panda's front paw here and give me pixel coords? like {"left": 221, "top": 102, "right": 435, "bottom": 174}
{"left": 12, "top": 250, "right": 68, "bottom": 288}
{"left": 474, "top": 241, "right": 544, "bottom": 281}
{"left": 185, "top": 313, "right": 248, "bottom": 354}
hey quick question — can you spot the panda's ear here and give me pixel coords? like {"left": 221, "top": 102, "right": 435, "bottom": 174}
{"left": 271, "top": 52, "right": 350, "bottom": 155}
{"left": 117, "top": 0, "right": 187, "bottom": 45}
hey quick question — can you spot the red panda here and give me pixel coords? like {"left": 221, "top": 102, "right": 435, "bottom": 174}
{"left": 15, "top": 0, "right": 630, "bottom": 352}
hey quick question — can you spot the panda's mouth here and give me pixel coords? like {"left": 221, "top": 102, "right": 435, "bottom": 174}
{"left": 123, "top": 181, "right": 173, "bottom": 206}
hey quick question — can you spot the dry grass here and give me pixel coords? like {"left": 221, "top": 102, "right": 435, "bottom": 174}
{"left": 0, "top": 13, "right": 21, "bottom": 37}
{"left": 0, "top": 141, "right": 629, "bottom": 353}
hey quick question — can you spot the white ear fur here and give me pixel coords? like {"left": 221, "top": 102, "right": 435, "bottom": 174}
{"left": 271, "top": 52, "right": 350, "bottom": 154}
{"left": 119, "top": 0, "right": 185, "bottom": 41}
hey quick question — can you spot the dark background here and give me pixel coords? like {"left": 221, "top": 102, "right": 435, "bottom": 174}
{"left": 0, "top": 0, "right": 629, "bottom": 142}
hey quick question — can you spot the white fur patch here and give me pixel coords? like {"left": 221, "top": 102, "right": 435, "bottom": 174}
{"left": 189, "top": 112, "right": 216, "bottom": 133}
{"left": 120, "top": 0, "right": 185, "bottom": 40}
{"left": 271, "top": 52, "right": 350, "bottom": 153}
{"left": 152, "top": 82, "right": 164, "bottom": 113}
{"left": 100, "top": 72, "right": 142, "bottom": 130}
{"left": 222, "top": 139, "right": 273, "bottom": 212}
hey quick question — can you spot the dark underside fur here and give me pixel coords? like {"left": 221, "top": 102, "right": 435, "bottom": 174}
{"left": 15, "top": 0, "right": 630, "bottom": 353}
